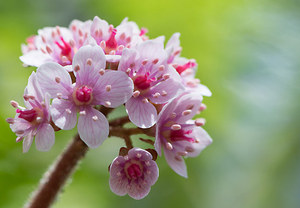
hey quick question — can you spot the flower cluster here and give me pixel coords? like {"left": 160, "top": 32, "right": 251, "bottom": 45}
{"left": 7, "top": 16, "right": 212, "bottom": 200}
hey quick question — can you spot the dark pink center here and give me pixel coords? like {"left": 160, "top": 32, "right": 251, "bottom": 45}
{"left": 76, "top": 86, "right": 93, "bottom": 103}
{"left": 134, "top": 73, "right": 155, "bottom": 90}
{"left": 175, "top": 61, "right": 196, "bottom": 74}
{"left": 17, "top": 109, "right": 37, "bottom": 123}
{"left": 170, "top": 129, "right": 195, "bottom": 143}
{"left": 55, "top": 37, "right": 72, "bottom": 56}
{"left": 126, "top": 163, "right": 142, "bottom": 180}
{"left": 106, "top": 28, "right": 118, "bottom": 49}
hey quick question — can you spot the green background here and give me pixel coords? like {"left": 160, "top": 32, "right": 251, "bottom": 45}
{"left": 0, "top": 0, "right": 299, "bottom": 207}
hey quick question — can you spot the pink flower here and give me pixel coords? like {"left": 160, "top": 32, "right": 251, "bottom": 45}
{"left": 20, "top": 19, "right": 92, "bottom": 68}
{"left": 36, "top": 45, "right": 133, "bottom": 148}
{"left": 90, "top": 17, "right": 145, "bottom": 57}
{"left": 118, "top": 40, "right": 185, "bottom": 128}
{"left": 7, "top": 72, "right": 55, "bottom": 153}
{"left": 166, "top": 33, "right": 212, "bottom": 96}
{"left": 155, "top": 92, "right": 212, "bottom": 177}
{"left": 109, "top": 148, "right": 159, "bottom": 200}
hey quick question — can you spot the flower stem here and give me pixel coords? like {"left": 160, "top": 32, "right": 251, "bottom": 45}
{"left": 25, "top": 134, "right": 88, "bottom": 208}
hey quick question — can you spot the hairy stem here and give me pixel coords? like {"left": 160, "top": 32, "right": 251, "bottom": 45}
{"left": 25, "top": 134, "right": 88, "bottom": 208}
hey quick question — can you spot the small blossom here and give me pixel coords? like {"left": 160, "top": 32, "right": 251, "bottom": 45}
{"left": 36, "top": 45, "right": 133, "bottom": 148}
{"left": 118, "top": 40, "right": 185, "bottom": 128}
{"left": 20, "top": 20, "right": 92, "bottom": 68}
{"left": 109, "top": 148, "right": 159, "bottom": 200}
{"left": 155, "top": 92, "right": 212, "bottom": 177}
{"left": 8, "top": 72, "right": 54, "bottom": 153}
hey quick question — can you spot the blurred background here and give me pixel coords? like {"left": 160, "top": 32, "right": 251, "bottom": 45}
{"left": 0, "top": 0, "right": 300, "bottom": 207}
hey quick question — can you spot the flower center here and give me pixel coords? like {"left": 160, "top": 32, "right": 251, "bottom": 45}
{"left": 175, "top": 61, "right": 196, "bottom": 74}
{"left": 170, "top": 129, "right": 195, "bottom": 143}
{"left": 126, "top": 163, "right": 142, "bottom": 180}
{"left": 16, "top": 107, "right": 44, "bottom": 125}
{"left": 105, "top": 28, "right": 118, "bottom": 53}
{"left": 73, "top": 85, "right": 93, "bottom": 105}
{"left": 55, "top": 37, "right": 72, "bottom": 57}
{"left": 133, "top": 72, "right": 155, "bottom": 91}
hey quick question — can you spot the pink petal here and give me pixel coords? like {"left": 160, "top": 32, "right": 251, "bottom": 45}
{"left": 23, "top": 131, "right": 33, "bottom": 153}
{"left": 109, "top": 157, "right": 128, "bottom": 196}
{"left": 35, "top": 123, "right": 55, "bottom": 151}
{"left": 154, "top": 132, "right": 162, "bottom": 156}
{"left": 72, "top": 45, "right": 106, "bottom": 87}
{"left": 90, "top": 16, "right": 110, "bottom": 44}
{"left": 20, "top": 50, "right": 52, "bottom": 67}
{"left": 92, "top": 70, "right": 133, "bottom": 107}
{"left": 77, "top": 107, "right": 109, "bottom": 148}
{"left": 149, "top": 77, "right": 184, "bottom": 104}
{"left": 164, "top": 147, "right": 187, "bottom": 178}
{"left": 50, "top": 98, "right": 77, "bottom": 130}
{"left": 127, "top": 182, "right": 151, "bottom": 200}
{"left": 125, "top": 97, "right": 157, "bottom": 128}
{"left": 36, "top": 62, "right": 72, "bottom": 98}
{"left": 117, "top": 48, "right": 138, "bottom": 73}
{"left": 135, "top": 40, "right": 167, "bottom": 65}
{"left": 25, "top": 72, "right": 44, "bottom": 103}
{"left": 187, "top": 127, "right": 212, "bottom": 157}
{"left": 193, "top": 83, "right": 212, "bottom": 97}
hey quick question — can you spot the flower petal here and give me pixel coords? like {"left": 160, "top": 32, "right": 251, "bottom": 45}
{"left": 72, "top": 45, "right": 106, "bottom": 87}
{"left": 77, "top": 107, "right": 109, "bottom": 148}
{"left": 127, "top": 181, "right": 151, "bottom": 200}
{"left": 51, "top": 98, "right": 77, "bottom": 130}
{"left": 20, "top": 50, "right": 52, "bottom": 67}
{"left": 164, "top": 147, "right": 188, "bottom": 178}
{"left": 187, "top": 126, "right": 212, "bottom": 157}
{"left": 35, "top": 123, "right": 55, "bottom": 151}
{"left": 36, "top": 62, "right": 72, "bottom": 98}
{"left": 23, "top": 131, "right": 34, "bottom": 153}
{"left": 125, "top": 97, "right": 157, "bottom": 128}
{"left": 92, "top": 70, "right": 133, "bottom": 107}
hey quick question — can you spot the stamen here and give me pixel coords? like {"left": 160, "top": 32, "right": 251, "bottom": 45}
{"left": 171, "top": 124, "right": 181, "bottom": 130}
{"left": 195, "top": 118, "right": 205, "bottom": 126}
{"left": 36, "top": 117, "right": 43, "bottom": 123}
{"left": 92, "top": 115, "right": 98, "bottom": 121}
{"left": 10, "top": 100, "right": 19, "bottom": 108}
{"left": 152, "top": 58, "right": 159, "bottom": 64}
{"left": 178, "top": 151, "right": 188, "bottom": 156}
{"left": 100, "top": 40, "right": 106, "bottom": 49}
{"left": 6, "top": 118, "right": 14, "bottom": 124}
{"left": 163, "top": 74, "right": 170, "bottom": 80}
{"left": 86, "top": 58, "right": 92, "bottom": 66}
{"left": 79, "top": 110, "right": 86, "bottom": 116}
{"left": 152, "top": 92, "right": 160, "bottom": 98}
{"left": 182, "top": 110, "right": 192, "bottom": 116}
{"left": 136, "top": 153, "right": 142, "bottom": 158}
{"left": 99, "top": 69, "right": 105, "bottom": 75}
{"left": 142, "top": 59, "right": 148, "bottom": 65}
{"left": 16, "top": 137, "right": 23, "bottom": 143}
{"left": 57, "top": 93, "right": 62, "bottom": 99}
{"left": 158, "top": 65, "right": 165, "bottom": 71}
{"left": 46, "top": 45, "right": 52, "bottom": 54}
{"left": 145, "top": 161, "right": 151, "bottom": 166}
{"left": 199, "top": 103, "right": 207, "bottom": 111}
{"left": 117, "top": 172, "right": 121, "bottom": 177}
{"left": 74, "top": 64, "right": 80, "bottom": 72}
{"left": 65, "top": 109, "right": 72, "bottom": 114}
{"left": 104, "top": 101, "right": 111, "bottom": 107}
{"left": 166, "top": 142, "right": 173, "bottom": 150}
{"left": 105, "top": 85, "right": 112, "bottom": 92}
{"left": 161, "top": 90, "right": 167, "bottom": 96}
{"left": 55, "top": 77, "right": 61, "bottom": 83}
{"left": 185, "top": 146, "right": 194, "bottom": 153}
{"left": 133, "top": 90, "right": 140, "bottom": 98}
{"left": 175, "top": 155, "right": 183, "bottom": 161}
{"left": 142, "top": 98, "right": 148, "bottom": 103}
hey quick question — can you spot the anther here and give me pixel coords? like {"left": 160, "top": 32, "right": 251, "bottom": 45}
{"left": 170, "top": 112, "right": 176, "bottom": 119}
{"left": 152, "top": 58, "right": 159, "bottom": 64}
{"left": 86, "top": 58, "right": 92, "bottom": 66}
{"left": 6, "top": 118, "right": 14, "bottom": 124}
{"left": 78, "top": 29, "right": 83, "bottom": 37}
{"left": 105, "top": 85, "right": 111, "bottom": 92}
{"left": 55, "top": 77, "right": 61, "bottom": 83}
{"left": 36, "top": 117, "right": 43, "bottom": 123}
{"left": 46, "top": 45, "right": 52, "bottom": 54}
{"left": 74, "top": 64, "right": 80, "bottom": 72}
{"left": 92, "top": 115, "right": 98, "bottom": 121}
{"left": 104, "top": 101, "right": 111, "bottom": 107}
{"left": 133, "top": 90, "right": 140, "bottom": 98}
{"left": 56, "top": 26, "right": 61, "bottom": 36}
{"left": 79, "top": 110, "right": 86, "bottom": 116}
{"left": 69, "top": 39, "right": 75, "bottom": 48}
{"left": 142, "top": 59, "right": 148, "bottom": 65}
{"left": 161, "top": 90, "right": 167, "bottom": 96}
{"left": 158, "top": 65, "right": 165, "bottom": 71}
{"left": 142, "top": 98, "right": 148, "bottom": 103}
{"left": 117, "top": 45, "right": 124, "bottom": 51}
{"left": 117, "top": 172, "right": 121, "bottom": 177}
{"left": 166, "top": 142, "right": 173, "bottom": 150}
{"left": 195, "top": 118, "right": 206, "bottom": 126}
{"left": 100, "top": 40, "right": 106, "bottom": 49}
{"left": 126, "top": 68, "right": 131, "bottom": 74}
{"left": 145, "top": 161, "right": 151, "bottom": 166}
{"left": 178, "top": 151, "right": 188, "bottom": 156}
{"left": 61, "top": 56, "right": 69, "bottom": 63}
{"left": 199, "top": 103, "right": 207, "bottom": 111}
{"left": 175, "top": 155, "right": 183, "bottom": 161}
{"left": 152, "top": 92, "right": 160, "bottom": 98}
{"left": 65, "top": 109, "right": 72, "bottom": 114}
{"left": 99, "top": 69, "right": 105, "bottom": 75}
{"left": 16, "top": 137, "right": 23, "bottom": 143}
{"left": 171, "top": 124, "right": 181, "bottom": 130}
{"left": 16, "top": 130, "right": 25, "bottom": 135}
{"left": 185, "top": 146, "right": 194, "bottom": 153}
{"left": 57, "top": 93, "right": 62, "bottom": 99}
{"left": 10, "top": 100, "right": 19, "bottom": 108}
{"left": 182, "top": 110, "right": 192, "bottom": 116}
{"left": 163, "top": 74, "right": 170, "bottom": 80}
{"left": 136, "top": 153, "right": 142, "bottom": 158}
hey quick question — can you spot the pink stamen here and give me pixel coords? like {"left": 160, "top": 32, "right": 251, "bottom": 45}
{"left": 139, "top": 28, "right": 148, "bottom": 36}
{"left": 75, "top": 86, "right": 93, "bottom": 103}
{"left": 55, "top": 37, "right": 72, "bottom": 56}
{"left": 175, "top": 61, "right": 196, "bottom": 74}
{"left": 17, "top": 109, "right": 37, "bottom": 123}
{"left": 170, "top": 129, "right": 195, "bottom": 143}
{"left": 126, "top": 163, "right": 142, "bottom": 180}
{"left": 105, "top": 28, "right": 118, "bottom": 49}
{"left": 134, "top": 73, "right": 155, "bottom": 90}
